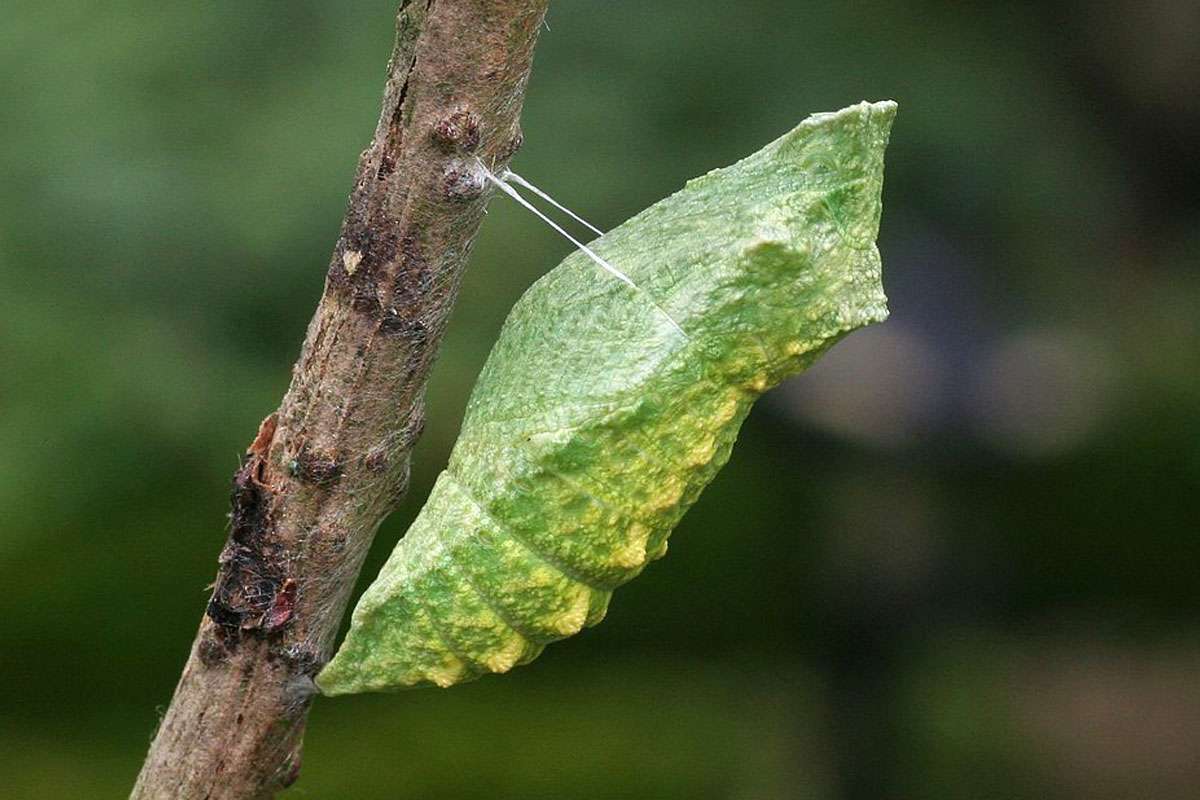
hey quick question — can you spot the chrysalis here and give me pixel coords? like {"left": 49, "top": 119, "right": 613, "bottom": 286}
{"left": 319, "top": 101, "right": 897, "bottom": 694}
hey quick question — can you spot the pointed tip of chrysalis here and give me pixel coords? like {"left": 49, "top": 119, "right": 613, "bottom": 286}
{"left": 690, "top": 100, "right": 897, "bottom": 205}
{"left": 768, "top": 100, "right": 897, "bottom": 166}
{"left": 799, "top": 99, "right": 897, "bottom": 129}
{"left": 733, "top": 100, "right": 895, "bottom": 358}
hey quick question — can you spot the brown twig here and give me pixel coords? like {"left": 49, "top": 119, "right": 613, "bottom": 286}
{"left": 131, "top": 2, "right": 550, "bottom": 797}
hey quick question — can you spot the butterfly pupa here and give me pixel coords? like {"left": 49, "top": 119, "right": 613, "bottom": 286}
{"left": 318, "top": 100, "right": 897, "bottom": 694}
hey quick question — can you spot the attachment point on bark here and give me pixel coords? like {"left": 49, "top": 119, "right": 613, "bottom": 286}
{"left": 443, "top": 158, "right": 487, "bottom": 201}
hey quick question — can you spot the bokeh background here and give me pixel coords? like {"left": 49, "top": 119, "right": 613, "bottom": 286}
{"left": 2, "top": 1, "right": 1198, "bottom": 797}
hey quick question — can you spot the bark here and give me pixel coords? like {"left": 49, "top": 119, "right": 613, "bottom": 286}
{"left": 131, "top": 2, "right": 550, "bottom": 797}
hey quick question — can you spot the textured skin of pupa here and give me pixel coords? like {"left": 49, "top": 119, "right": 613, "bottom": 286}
{"left": 318, "top": 100, "right": 897, "bottom": 694}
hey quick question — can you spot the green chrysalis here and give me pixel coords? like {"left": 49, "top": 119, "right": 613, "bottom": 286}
{"left": 319, "top": 100, "right": 896, "bottom": 694}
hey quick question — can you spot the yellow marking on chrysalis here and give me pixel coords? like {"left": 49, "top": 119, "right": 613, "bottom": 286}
{"left": 714, "top": 395, "right": 741, "bottom": 425}
{"left": 483, "top": 634, "right": 529, "bottom": 674}
{"left": 646, "top": 475, "right": 686, "bottom": 513}
{"left": 552, "top": 583, "right": 593, "bottom": 636}
{"left": 612, "top": 522, "right": 652, "bottom": 568}
{"left": 343, "top": 249, "right": 364, "bottom": 275}
{"left": 686, "top": 434, "right": 718, "bottom": 468}
{"left": 425, "top": 654, "right": 471, "bottom": 688}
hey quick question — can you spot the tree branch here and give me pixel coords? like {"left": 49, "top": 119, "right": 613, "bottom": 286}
{"left": 131, "top": 2, "right": 550, "bottom": 797}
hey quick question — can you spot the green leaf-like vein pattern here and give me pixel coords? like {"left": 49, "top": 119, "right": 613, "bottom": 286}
{"left": 319, "top": 100, "right": 897, "bottom": 694}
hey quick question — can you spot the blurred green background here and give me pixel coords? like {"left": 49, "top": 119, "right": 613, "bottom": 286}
{"left": 2, "top": 1, "right": 1198, "bottom": 797}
